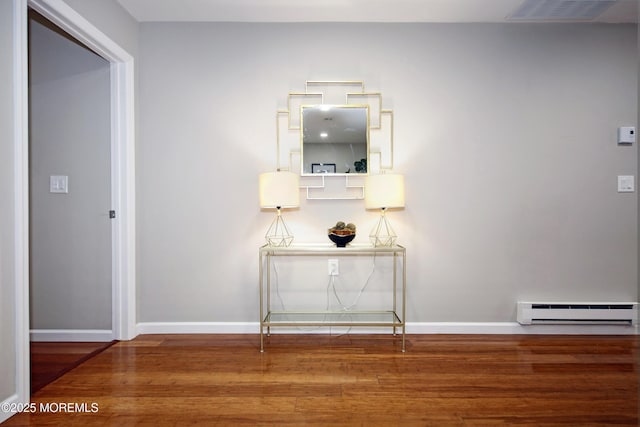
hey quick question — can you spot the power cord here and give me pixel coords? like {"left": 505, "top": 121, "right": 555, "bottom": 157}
{"left": 327, "top": 254, "right": 377, "bottom": 336}
{"left": 330, "top": 254, "right": 377, "bottom": 311}
{"left": 270, "top": 255, "right": 378, "bottom": 335}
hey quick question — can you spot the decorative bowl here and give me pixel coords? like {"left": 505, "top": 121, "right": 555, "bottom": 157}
{"left": 328, "top": 233, "right": 356, "bottom": 247}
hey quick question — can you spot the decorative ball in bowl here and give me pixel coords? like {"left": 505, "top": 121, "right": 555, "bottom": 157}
{"left": 328, "top": 221, "right": 356, "bottom": 247}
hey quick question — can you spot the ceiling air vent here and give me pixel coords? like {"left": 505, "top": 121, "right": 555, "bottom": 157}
{"left": 508, "top": 0, "right": 617, "bottom": 21}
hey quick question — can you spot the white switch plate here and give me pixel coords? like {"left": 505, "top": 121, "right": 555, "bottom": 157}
{"left": 617, "top": 175, "right": 634, "bottom": 193}
{"left": 50, "top": 175, "right": 68, "bottom": 193}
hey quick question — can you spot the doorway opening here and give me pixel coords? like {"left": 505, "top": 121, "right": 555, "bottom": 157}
{"left": 28, "top": 8, "right": 113, "bottom": 392}
{"left": 13, "top": 0, "right": 136, "bottom": 403}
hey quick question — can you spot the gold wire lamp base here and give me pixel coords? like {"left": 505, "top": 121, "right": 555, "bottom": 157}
{"left": 369, "top": 208, "right": 397, "bottom": 247}
{"left": 265, "top": 207, "right": 294, "bottom": 247}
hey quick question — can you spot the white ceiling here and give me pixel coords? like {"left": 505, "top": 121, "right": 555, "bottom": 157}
{"left": 117, "top": 0, "right": 638, "bottom": 23}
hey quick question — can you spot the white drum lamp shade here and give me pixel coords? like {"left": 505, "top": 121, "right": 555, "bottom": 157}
{"left": 259, "top": 171, "right": 300, "bottom": 247}
{"left": 364, "top": 173, "right": 405, "bottom": 247}
{"left": 259, "top": 171, "right": 300, "bottom": 209}
{"left": 364, "top": 174, "right": 405, "bottom": 209}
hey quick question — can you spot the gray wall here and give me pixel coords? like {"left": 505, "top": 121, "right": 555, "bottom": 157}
{"left": 29, "top": 17, "right": 112, "bottom": 330}
{"left": 0, "top": 0, "right": 16, "bottom": 406}
{"left": 138, "top": 23, "right": 637, "bottom": 323}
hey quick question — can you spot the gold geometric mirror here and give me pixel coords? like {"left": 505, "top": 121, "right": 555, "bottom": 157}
{"left": 276, "top": 80, "right": 395, "bottom": 200}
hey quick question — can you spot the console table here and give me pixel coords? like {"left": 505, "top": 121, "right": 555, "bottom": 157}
{"left": 259, "top": 243, "right": 406, "bottom": 352}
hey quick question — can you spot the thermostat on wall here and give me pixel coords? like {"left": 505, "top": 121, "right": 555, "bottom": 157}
{"left": 618, "top": 126, "right": 635, "bottom": 144}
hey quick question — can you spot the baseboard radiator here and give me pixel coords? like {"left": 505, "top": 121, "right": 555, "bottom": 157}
{"left": 517, "top": 302, "right": 638, "bottom": 326}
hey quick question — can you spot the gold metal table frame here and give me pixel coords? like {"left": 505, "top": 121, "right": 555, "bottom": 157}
{"left": 259, "top": 243, "right": 406, "bottom": 352}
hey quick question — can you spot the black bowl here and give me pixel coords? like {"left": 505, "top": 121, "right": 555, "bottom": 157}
{"left": 328, "top": 233, "right": 356, "bottom": 247}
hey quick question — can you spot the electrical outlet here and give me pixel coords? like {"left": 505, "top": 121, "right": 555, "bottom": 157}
{"left": 328, "top": 259, "right": 339, "bottom": 276}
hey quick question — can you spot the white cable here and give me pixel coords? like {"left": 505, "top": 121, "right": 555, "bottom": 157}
{"left": 331, "top": 254, "right": 377, "bottom": 311}
{"left": 272, "top": 256, "right": 378, "bottom": 335}
{"left": 272, "top": 260, "right": 287, "bottom": 311}
{"left": 328, "top": 255, "right": 378, "bottom": 336}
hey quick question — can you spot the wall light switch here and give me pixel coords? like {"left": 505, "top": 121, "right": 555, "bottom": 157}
{"left": 50, "top": 175, "right": 68, "bottom": 193}
{"left": 618, "top": 127, "right": 635, "bottom": 144}
{"left": 617, "top": 175, "right": 634, "bottom": 193}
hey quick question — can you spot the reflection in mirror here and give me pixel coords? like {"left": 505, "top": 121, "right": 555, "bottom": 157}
{"left": 301, "top": 105, "right": 369, "bottom": 175}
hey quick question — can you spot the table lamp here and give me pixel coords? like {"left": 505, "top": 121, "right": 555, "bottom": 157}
{"left": 364, "top": 173, "right": 405, "bottom": 247}
{"left": 259, "top": 171, "right": 300, "bottom": 247}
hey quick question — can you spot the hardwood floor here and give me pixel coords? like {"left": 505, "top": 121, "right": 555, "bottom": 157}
{"left": 3, "top": 334, "right": 638, "bottom": 426}
{"left": 30, "top": 341, "right": 117, "bottom": 394}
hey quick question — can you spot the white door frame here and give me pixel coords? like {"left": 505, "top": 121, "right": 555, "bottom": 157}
{"left": 13, "top": 0, "right": 136, "bottom": 403}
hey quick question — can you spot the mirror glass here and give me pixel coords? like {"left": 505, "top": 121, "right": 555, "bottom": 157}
{"left": 301, "top": 105, "right": 369, "bottom": 175}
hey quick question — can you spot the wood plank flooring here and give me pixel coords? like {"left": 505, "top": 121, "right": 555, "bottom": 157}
{"left": 30, "top": 341, "right": 116, "bottom": 394}
{"left": 3, "top": 334, "right": 638, "bottom": 426}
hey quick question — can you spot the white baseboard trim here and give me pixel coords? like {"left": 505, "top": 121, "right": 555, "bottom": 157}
{"left": 136, "top": 322, "right": 257, "bottom": 335}
{"left": 0, "top": 394, "right": 22, "bottom": 423}
{"left": 29, "top": 329, "right": 114, "bottom": 342}
{"left": 134, "top": 321, "right": 639, "bottom": 336}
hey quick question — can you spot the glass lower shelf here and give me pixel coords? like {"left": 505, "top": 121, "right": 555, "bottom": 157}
{"left": 263, "top": 311, "right": 402, "bottom": 326}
